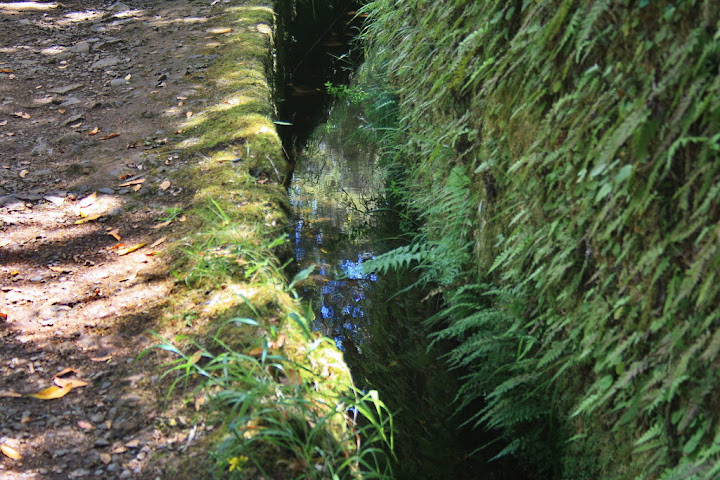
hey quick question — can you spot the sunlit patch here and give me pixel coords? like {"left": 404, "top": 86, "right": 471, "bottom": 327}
{"left": 111, "top": 9, "right": 144, "bottom": 19}
{"left": 40, "top": 45, "right": 65, "bottom": 55}
{"left": 64, "top": 10, "right": 102, "bottom": 23}
{"left": 0, "top": 2, "right": 58, "bottom": 12}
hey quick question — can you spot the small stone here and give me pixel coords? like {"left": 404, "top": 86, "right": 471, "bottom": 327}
{"left": 60, "top": 96, "right": 82, "bottom": 107}
{"left": 110, "top": 78, "right": 128, "bottom": 87}
{"left": 107, "top": 463, "right": 119, "bottom": 473}
{"left": 90, "top": 57, "right": 121, "bottom": 70}
{"left": 98, "top": 188, "right": 115, "bottom": 194}
{"left": 70, "top": 42, "right": 91, "bottom": 55}
{"left": 94, "top": 437, "right": 110, "bottom": 447}
{"left": 119, "top": 469, "right": 132, "bottom": 479}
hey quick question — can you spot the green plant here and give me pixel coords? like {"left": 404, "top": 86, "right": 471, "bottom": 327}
{"left": 149, "top": 310, "right": 394, "bottom": 479}
{"left": 359, "top": 0, "right": 720, "bottom": 477}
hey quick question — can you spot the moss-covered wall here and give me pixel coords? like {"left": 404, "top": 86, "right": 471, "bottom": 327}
{"left": 361, "top": 1, "right": 720, "bottom": 478}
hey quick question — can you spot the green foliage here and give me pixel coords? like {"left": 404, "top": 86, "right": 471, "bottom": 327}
{"left": 360, "top": 0, "right": 720, "bottom": 477}
{"left": 149, "top": 307, "right": 394, "bottom": 479}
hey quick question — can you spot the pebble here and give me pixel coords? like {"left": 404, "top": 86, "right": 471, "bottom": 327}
{"left": 94, "top": 437, "right": 110, "bottom": 447}
{"left": 98, "top": 188, "right": 115, "bottom": 194}
{"left": 119, "top": 469, "right": 132, "bottom": 479}
{"left": 110, "top": 78, "right": 128, "bottom": 87}
{"left": 90, "top": 57, "right": 121, "bottom": 70}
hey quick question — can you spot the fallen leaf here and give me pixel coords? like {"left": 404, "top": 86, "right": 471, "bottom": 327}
{"left": 0, "top": 390, "right": 21, "bottom": 398}
{"left": 58, "top": 108, "right": 66, "bottom": 114}
{"left": 117, "top": 178, "right": 145, "bottom": 187}
{"left": 77, "top": 420, "right": 95, "bottom": 430}
{"left": 74, "top": 214, "right": 103, "bottom": 224}
{"left": 29, "top": 384, "right": 73, "bottom": 400}
{"left": 78, "top": 192, "right": 97, "bottom": 208}
{"left": 269, "top": 334, "right": 286, "bottom": 349}
{"left": 152, "top": 220, "right": 172, "bottom": 229}
{"left": 1, "top": 445, "right": 21, "bottom": 460}
{"left": 19, "top": 169, "right": 29, "bottom": 178}
{"left": 132, "top": 184, "right": 142, "bottom": 192}
{"left": 0, "top": 120, "right": 7, "bottom": 126}
{"left": 88, "top": 126, "right": 99, "bottom": 135}
{"left": 111, "top": 445, "right": 126, "bottom": 454}
{"left": 13, "top": 112, "right": 30, "bottom": 119}
{"left": 0, "top": 68, "right": 13, "bottom": 73}
{"left": 188, "top": 350, "right": 203, "bottom": 365}
{"left": 148, "top": 236, "right": 167, "bottom": 248}
{"left": 159, "top": 180, "right": 171, "bottom": 191}
{"left": 178, "top": 214, "right": 187, "bottom": 222}
{"left": 248, "top": 347, "right": 264, "bottom": 357}
{"left": 107, "top": 243, "right": 126, "bottom": 250}
{"left": 208, "top": 27, "right": 233, "bottom": 34}
{"left": 124, "top": 74, "right": 132, "bottom": 81}
{"left": 99, "top": 453, "right": 112, "bottom": 465}
{"left": 48, "top": 266, "right": 71, "bottom": 273}
{"left": 55, "top": 367, "right": 79, "bottom": 377}
{"left": 107, "top": 229, "right": 122, "bottom": 241}
{"left": 100, "top": 133, "right": 120, "bottom": 140}
{"left": 185, "top": 111, "right": 193, "bottom": 118}
{"left": 90, "top": 355, "right": 112, "bottom": 362}
{"left": 54, "top": 378, "right": 88, "bottom": 389}
{"left": 117, "top": 242, "right": 147, "bottom": 256}
{"left": 125, "top": 439, "right": 140, "bottom": 449}
{"left": 70, "top": 122, "right": 83, "bottom": 128}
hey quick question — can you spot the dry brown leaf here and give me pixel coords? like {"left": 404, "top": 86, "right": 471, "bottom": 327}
{"left": 152, "top": 220, "right": 172, "bottom": 229}
{"left": 208, "top": 27, "right": 233, "bottom": 34}
{"left": 159, "top": 180, "right": 171, "bottom": 191}
{"left": 107, "top": 229, "right": 122, "bottom": 241}
{"left": 29, "top": 384, "right": 73, "bottom": 400}
{"left": 0, "top": 68, "right": 13, "bottom": 73}
{"left": 178, "top": 214, "right": 187, "bottom": 222}
{"left": 77, "top": 420, "right": 95, "bottom": 430}
{"left": 99, "top": 453, "right": 112, "bottom": 465}
{"left": 74, "top": 214, "right": 102, "bottom": 224}
{"left": 107, "top": 243, "right": 126, "bottom": 250}
{"left": 55, "top": 367, "right": 79, "bottom": 377}
{"left": 70, "top": 122, "right": 83, "bottom": 128}
{"left": 248, "top": 347, "right": 264, "bottom": 357}
{"left": 117, "top": 242, "right": 147, "bottom": 256}
{"left": 148, "top": 236, "right": 167, "bottom": 249}
{"left": 54, "top": 378, "right": 88, "bottom": 389}
{"left": 0, "top": 390, "right": 21, "bottom": 398}
{"left": 0, "top": 119, "right": 7, "bottom": 126}
{"left": 117, "top": 178, "right": 145, "bottom": 187}
{"left": 269, "top": 334, "right": 286, "bottom": 349}
{"left": 19, "top": 169, "right": 29, "bottom": 178}
{"left": 90, "top": 355, "right": 112, "bottom": 362}
{"left": 48, "top": 266, "right": 71, "bottom": 273}
{"left": 58, "top": 108, "right": 66, "bottom": 114}
{"left": 100, "top": 133, "right": 120, "bottom": 140}
{"left": 13, "top": 111, "right": 30, "bottom": 119}
{"left": 78, "top": 192, "right": 97, "bottom": 208}
{"left": 185, "top": 111, "right": 193, "bottom": 118}
{"left": 1, "top": 445, "right": 21, "bottom": 460}
{"left": 88, "top": 126, "right": 99, "bottom": 135}
{"left": 188, "top": 350, "right": 203, "bottom": 365}
{"left": 132, "top": 184, "right": 142, "bottom": 192}
{"left": 111, "top": 445, "right": 126, "bottom": 454}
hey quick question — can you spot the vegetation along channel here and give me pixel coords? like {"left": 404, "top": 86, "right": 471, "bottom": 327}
{"left": 280, "top": 0, "right": 720, "bottom": 479}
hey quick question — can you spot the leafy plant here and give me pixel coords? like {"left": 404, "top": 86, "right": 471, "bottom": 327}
{"left": 358, "top": 0, "right": 720, "bottom": 478}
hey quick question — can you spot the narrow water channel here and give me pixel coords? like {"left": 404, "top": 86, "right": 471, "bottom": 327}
{"left": 277, "top": 4, "right": 528, "bottom": 478}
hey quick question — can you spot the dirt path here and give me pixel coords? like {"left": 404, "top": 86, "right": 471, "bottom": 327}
{"left": 0, "top": 1, "right": 245, "bottom": 478}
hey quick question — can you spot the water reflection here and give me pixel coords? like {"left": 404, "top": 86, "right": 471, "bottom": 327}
{"left": 289, "top": 111, "right": 384, "bottom": 352}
